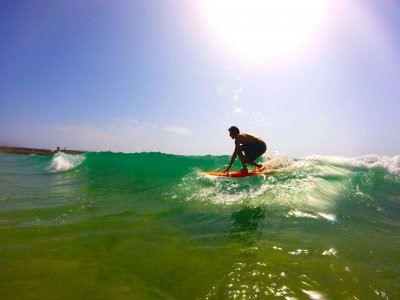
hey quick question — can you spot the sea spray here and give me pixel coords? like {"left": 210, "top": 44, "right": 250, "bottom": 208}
{"left": 47, "top": 152, "right": 85, "bottom": 172}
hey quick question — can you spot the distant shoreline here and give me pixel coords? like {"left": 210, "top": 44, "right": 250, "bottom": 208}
{"left": 0, "top": 146, "right": 86, "bottom": 156}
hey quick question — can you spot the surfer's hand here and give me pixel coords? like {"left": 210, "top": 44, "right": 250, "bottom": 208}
{"left": 223, "top": 168, "right": 230, "bottom": 173}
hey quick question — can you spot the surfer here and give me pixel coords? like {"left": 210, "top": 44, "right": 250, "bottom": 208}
{"left": 224, "top": 126, "right": 267, "bottom": 174}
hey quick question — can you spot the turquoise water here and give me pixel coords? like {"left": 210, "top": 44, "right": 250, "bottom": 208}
{"left": 0, "top": 151, "right": 399, "bottom": 299}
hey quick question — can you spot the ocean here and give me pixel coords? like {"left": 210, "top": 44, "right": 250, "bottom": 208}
{"left": 0, "top": 151, "right": 399, "bottom": 299}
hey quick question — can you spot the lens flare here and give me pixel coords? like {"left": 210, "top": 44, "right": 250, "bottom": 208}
{"left": 201, "top": 0, "right": 333, "bottom": 65}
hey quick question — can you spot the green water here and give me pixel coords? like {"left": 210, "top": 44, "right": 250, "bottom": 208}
{"left": 0, "top": 152, "right": 399, "bottom": 299}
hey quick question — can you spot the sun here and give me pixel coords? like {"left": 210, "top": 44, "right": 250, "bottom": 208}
{"left": 200, "top": 0, "right": 333, "bottom": 65}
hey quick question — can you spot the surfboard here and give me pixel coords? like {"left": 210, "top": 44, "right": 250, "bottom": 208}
{"left": 201, "top": 169, "right": 272, "bottom": 178}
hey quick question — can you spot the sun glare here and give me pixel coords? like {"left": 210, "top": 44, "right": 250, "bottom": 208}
{"left": 201, "top": 0, "right": 333, "bottom": 65}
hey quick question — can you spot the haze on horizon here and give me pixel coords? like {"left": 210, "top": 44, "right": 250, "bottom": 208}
{"left": 1, "top": 0, "right": 399, "bottom": 157}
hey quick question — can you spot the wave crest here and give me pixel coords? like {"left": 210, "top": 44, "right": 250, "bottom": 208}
{"left": 47, "top": 152, "right": 85, "bottom": 172}
{"left": 305, "top": 154, "right": 400, "bottom": 175}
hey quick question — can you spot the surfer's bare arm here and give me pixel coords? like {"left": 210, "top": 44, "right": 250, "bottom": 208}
{"left": 224, "top": 147, "right": 239, "bottom": 173}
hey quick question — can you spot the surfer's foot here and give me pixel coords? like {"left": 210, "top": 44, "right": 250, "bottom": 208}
{"left": 258, "top": 166, "right": 266, "bottom": 172}
{"left": 239, "top": 168, "right": 248, "bottom": 173}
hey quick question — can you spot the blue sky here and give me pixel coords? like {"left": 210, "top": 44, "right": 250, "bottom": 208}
{"left": 1, "top": 0, "right": 399, "bottom": 157}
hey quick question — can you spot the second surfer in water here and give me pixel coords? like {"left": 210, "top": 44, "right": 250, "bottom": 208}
{"left": 224, "top": 126, "right": 267, "bottom": 174}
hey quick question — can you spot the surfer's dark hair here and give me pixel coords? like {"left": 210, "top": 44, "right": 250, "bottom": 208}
{"left": 228, "top": 126, "right": 240, "bottom": 134}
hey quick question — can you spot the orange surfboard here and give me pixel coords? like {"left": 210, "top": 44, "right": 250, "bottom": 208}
{"left": 201, "top": 169, "right": 272, "bottom": 178}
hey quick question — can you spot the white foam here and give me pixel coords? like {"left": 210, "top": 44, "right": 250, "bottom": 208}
{"left": 305, "top": 154, "right": 400, "bottom": 175}
{"left": 47, "top": 152, "right": 85, "bottom": 172}
{"left": 354, "top": 155, "right": 400, "bottom": 174}
{"left": 262, "top": 152, "right": 294, "bottom": 170}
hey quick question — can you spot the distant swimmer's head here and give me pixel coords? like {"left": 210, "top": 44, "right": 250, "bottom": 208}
{"left": 228, "top": 126, "right": 240, "bottom": 139}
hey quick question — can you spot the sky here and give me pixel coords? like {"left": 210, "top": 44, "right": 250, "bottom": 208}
{"left": 1, "top": 0, "right": 399, "bottom": 157}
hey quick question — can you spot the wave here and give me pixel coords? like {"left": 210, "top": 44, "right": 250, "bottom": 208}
{"left": 43, "top": 151, "right": 400, "bottom": 176}
{"left": 37, "top": 152, "right": 400, "bottom": 217}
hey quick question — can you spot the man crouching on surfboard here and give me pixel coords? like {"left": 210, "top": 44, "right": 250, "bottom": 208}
{"left": 224, "top": 126, "right": 267, "bottom": 174}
